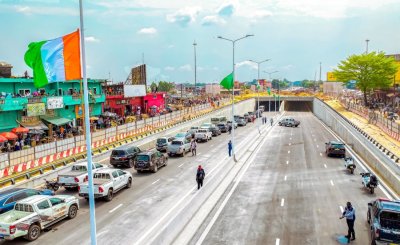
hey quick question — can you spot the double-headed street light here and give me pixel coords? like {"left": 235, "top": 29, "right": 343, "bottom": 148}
{"left": 248, "top": 59, "right": 270, "bottom": 133}
{"left": 193, "top": 40, "right": 197, "bottom": 96}
{"left": 218, "top": 34, "right": 254, "bottom": 162}
{"left": 263, "top": 70, "right": 279, "bottom": 113}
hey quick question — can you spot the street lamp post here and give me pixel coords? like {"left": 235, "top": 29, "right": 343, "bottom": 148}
{"left": 263, "top": 70, "right": 278, "bottom": 113}
{"left": 248, "top": 59, "right": 270, "bottom": 133}
{"left": 366, "top": 39, "right": 370, "bottom": 54}
{"left": 218, "top": 34, "right": 254, "bottom": 162}
{"left": 193, "top": 41, "right": 197, "bottom": 96}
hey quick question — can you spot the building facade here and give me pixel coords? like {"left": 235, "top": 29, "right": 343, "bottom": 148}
{"left": 0, "top": 78, "right": 105, "bottom": 132}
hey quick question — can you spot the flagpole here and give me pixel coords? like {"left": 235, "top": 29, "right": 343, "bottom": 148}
{"left": 79, "top": 0, "right": 97, "bottom": 244}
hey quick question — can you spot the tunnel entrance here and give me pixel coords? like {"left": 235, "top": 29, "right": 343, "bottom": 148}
{"left": 258, "top": 101, "right": 281, "bottom": 112}
{"left": 284, "top": 101, "right": 313, "bottom": 112}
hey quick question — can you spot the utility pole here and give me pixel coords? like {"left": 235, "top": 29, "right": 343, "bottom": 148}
{"left": 319, "top": 62, "right": 322, "bottom": 82}
{"left": 366, "top": 39, "right": 370, "bottom": 54}
{"left": 142, "top": 52, "right": 145, "bottom": 64}
{"left": 193, "top": 41, "right": 197, "bottom": 96}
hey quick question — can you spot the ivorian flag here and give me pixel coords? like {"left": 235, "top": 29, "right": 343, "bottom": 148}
{"left": 220, "top": 73, "right": 234, "bottom": 90}
{"left": 24, "top": 30, "right": 81, "bottom": 88}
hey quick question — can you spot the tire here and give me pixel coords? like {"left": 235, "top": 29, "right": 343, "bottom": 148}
{"left": 65, "top": 187, "right": 74, "bottom": 191}
{"left": 68, "top": 205, "right": 78, "bottom": 219}
{"left": 153, "top": 163, "right": 158, "bottom": 173}
{"left": 53, "top": 184, "right": 60, "bottom": 191}
{"left": 128, "top": 159, "right": 134, "bottom": 168}
{"left": 350, "top": 169, "right": 354, "bottom": 174}
{"left": 367, "top": 211, "right": 371, "bottom": 224}
{"left": 25, "top": 224, "right": 41, "bottom": 241}
{"left": 105, "top": 189, "right": 113, "bottom": 202}
{"left": 370, "top": 187, "right": 374, "bottom": 194}
{"left": 126, "top": 178, "right": 132, "bottom": 189}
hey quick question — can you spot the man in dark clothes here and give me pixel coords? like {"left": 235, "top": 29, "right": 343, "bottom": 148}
{"left": 196, "top": 165, "right": 205, "bottom": 190}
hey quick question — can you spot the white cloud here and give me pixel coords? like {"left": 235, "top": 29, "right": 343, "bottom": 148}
{"left": 235, "top": 60, "right": 258, "bottom": 70}
{"left": 166, "top": 7, "right": 201, "bottom": 26}
{"left": 179, "top": 64, "right": 192, "bottom": 71}
{"left": 137, "top": 27, "right": 158, "bottom": 35}
{"left": 13, "top": 5, "right": 78, "bottom": 16}
{"left": 201, "top": 15, "right": 226, "bottom": 26}
{"left": 217, "top": 3, "right": 235, "bottom": 17}
{"left": 164, "top": 66, "right": 175, "bottom": 71}
{"left": 281, "top": 64, "right": 294, "bottom": 70}
{"left": 85, "top": 36, "right": 100, "bottom": 43}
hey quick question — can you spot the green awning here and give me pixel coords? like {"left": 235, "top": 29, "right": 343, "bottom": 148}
{"left": 41, "top": 116, "right": 72, "bottom": 126}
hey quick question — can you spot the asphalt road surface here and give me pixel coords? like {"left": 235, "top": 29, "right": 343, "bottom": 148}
{"left": 1, "top": 113, "right": 274, "bottom": 245}
{"left": 191, "top": 111, "right": 389, "bottom": 245}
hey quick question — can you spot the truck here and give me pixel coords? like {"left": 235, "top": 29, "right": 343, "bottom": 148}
{"left": 57, "top": 162, "right": 106, "bottom": 190}
{"left": 211, "top": 116, "right": 227, "bottom": 125}
{"left": 79, "top": 168, "right": 132, "bottom": 202}
{"left": 368, "top": 198, "right": 400, "bottom": 244}
{"left": 195, "top": 129, "right": 212, "bottom": 142}
{"left": 167, "top": 138, "right": 191, "bottom": 157}
{"left": 0, "top": 195, "right": 79, "bottom": 241}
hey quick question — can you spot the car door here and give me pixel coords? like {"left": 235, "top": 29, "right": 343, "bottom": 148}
{"left": 116, "top": 170, "right": 128, "bottom": 186}
{"left": 157, "top": 152, "right": 165, "bottom": 166}
{"left": 36, "top": 199, "right": 55, "bottom": 224}
{"left": 49, "top": 197, "right": 68, "bottom": 220}
{"left": 111, "top": 170, "right": 123, "bottom": 190}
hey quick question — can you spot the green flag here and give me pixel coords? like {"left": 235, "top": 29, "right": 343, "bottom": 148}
{"left": 267, "top": 87, "right": 271, "bottom": 95}
{"left": 220, "top": 73, "right": 233, "bottom": 90}
{"left": 256, "top": 80, "right": 260, "bottom": 90}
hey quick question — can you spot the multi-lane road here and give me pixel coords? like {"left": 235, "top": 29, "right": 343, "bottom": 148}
{"left": 1, "top": 110, "right": 394, "bottom": 245}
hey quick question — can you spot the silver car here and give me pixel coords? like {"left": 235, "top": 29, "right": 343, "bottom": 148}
{"left": 167, "top": 138, "right": 191, "bottom": 157}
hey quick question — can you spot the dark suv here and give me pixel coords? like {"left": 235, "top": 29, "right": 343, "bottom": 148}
{"left": 217, "top": 123, "right": 228, "bottom": 133}
{"left": 156, "top": 137, "right": 175, "bottom": 152}
{"left": 134, "top": 149, "right": 168, "bottom": 173}
{"left": 110, "top": 145, "right": 141, "bottom": 168}
{"left": 325, "top": 141, "right": 345, "bottom": 157}
{"left": 210, "top": 126, "right": 221, "bottom": 136}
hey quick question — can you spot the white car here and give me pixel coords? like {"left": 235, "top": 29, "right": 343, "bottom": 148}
{"left": 167, "top": 138, "right": 191, "bottom": 156}
{"left": 79, "top": 168, "right": 132, "bottom": 202}
{"left": 58, "top": 162, "right": 106, "bottom": 190}
{"left": 195, "top": 129, "right": 212, "bottom": 142}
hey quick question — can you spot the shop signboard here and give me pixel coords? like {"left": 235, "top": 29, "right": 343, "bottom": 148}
{"left": 27, "top": 103, "right": 46, "bottom": 117}
{"left": 75, "top": 105, "right": 93, "bottom": 118}
{"left": 47, "top": 97, "right": 64, "bottom": 109}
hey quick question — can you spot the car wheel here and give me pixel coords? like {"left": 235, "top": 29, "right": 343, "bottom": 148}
{"left": 65, "top": 187, "right": 75, "bottom": 191}
{"left": 105, "top": 189, "right": 113, "bottom": 202}
{"left": 128, "top": 159, "right": 134, "bottom": 168}
{"left": 126, "top": 178, "right": 132, "bottom": 188}
{"left": 25, "top": 224, "right": 41, "bottom": 241}
{"left": 367, "top": 211, "right": 371, "bottom": 224}
{"left": 68, "top": 204, "right": 78, "bottom": 219}
{"left": 153, "top": 164, "right": 158, "bottom": 173}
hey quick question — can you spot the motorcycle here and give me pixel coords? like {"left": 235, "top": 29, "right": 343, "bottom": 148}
{"left": 360, "top": 173, "right": 378, "bottom": 194}
{"left": 344, "top": 157, "right": 356, "bottom": 174}
{"left": 44, "top": 179, "right": 60, "bottom": 192}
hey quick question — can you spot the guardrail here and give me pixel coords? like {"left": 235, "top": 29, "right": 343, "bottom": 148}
{"left": 0, "top": 99, "right": 248, "bottom": 188}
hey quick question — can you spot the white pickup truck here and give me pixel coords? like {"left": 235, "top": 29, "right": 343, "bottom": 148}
{"left": 79, "top": 168, "right": 132, "bottom": 202}
{"left": 195, "top": 129, "right": 212, "bottom": 142}
{"left": 57, "top": 162, "right": 106, "bottom": 190}
{"left": 0, "top": 195, "right": 79, "bottom": 241}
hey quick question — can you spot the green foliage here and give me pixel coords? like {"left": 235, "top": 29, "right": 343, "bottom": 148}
{"left": 157, "top": 81, "right": 175, "bottom": 92}
{"left": 150, "top": 81, "right": 157, "bottom": 92}
{"left": 333, "top": 52, "right": 399, "bottom": 105}
{"left": 301, "top": 80, "right": 315, "bottom": 88}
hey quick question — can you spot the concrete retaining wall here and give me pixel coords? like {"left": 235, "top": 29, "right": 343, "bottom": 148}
{"left": 313, "top": 99, "right": 400, "bottom": 195}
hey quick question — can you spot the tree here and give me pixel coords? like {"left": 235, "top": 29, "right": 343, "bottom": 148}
{"left": 150, "top": 81, "right": 158, "bottom": 92}
{"left": 333, "top": 52, "right": 399, "bottom": 106}
{"left": 158, "top": 81, "right": 174, "bottom": 92}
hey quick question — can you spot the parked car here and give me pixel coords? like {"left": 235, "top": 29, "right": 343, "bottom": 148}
{"left": 201, "top": 123, "right": 214, "bottom": 129}
{"left": 135, "top": 149, "right": 168, "bottom": 173}
{"left": 195, "top": 129, "right": 212, "bottom": 142}
{"left": 79, "top": 168, "right": 132, "bottom": 202}
{"left": 278, "top": 117, "right": 300, "bottom": 127}
{"left": 227, "top": 121, "right": 238, "bottom": 129}
{"left": 0, "top": 188, "right": 54, "bottom": 214}
{"left": 110, "top": 145, "right": 141, "bottom": 168}
{"left": 156, "top": 137, "right": 174, "bottom": 152}
{"left": 0, "top": 195, "right": 79, "bottom": 241}
{"left": 325, "top": 141, "right": 346, "bottom": 158}
{"left": 217, "top": 123, "right": 228, "bottom": 133}
{"left": 235, "top": 117, "right": 247, "bottom": 126}
{"left": 367, "top": 198, "right": 400, "bottom": 244}
{"left": 209, "top": 126, "right": 221, "bottom": 136}
{"left": 244, "top": 113, "right": 251, "bottom": 122}
{"left": 175, "top": 132, "right": 192, "bottom": 140}
{"left": 167, "top": 138, "right": 191, "bottom": 156}
{"left": 58, "top": 162, "right": 106, "bottom": 190}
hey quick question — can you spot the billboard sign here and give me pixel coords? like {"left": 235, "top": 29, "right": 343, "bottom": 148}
{"left": 47, "top": 97, "right": 64, "bottom": 109}
{"left": 326, "top": 72, "right": 337, "bottom": 81}
{"left": 124, "top": 85, "right": 146, "bottom": 97}
{"left": 27, "top": 103, "right": 46, "bottom": 117}
{"left": 131, "top": 64, "right": 147, "bottom": 87}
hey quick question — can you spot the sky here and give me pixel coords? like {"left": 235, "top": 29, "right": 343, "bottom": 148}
{"left": 1, "top": 0, "right": 400, "bottom": 84}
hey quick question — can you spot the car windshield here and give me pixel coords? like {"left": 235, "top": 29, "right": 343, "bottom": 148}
{"left": 136, "top": 155, "right": 150, "bottom": 162}
{"left": 172, "top": 141, "right": 183, "bottom": 145}
{"left": 112, "top": 150, "right": 126, "bottom": 156}
{"left": 332, "top": 144, "right": 345, "bottom": 149}
{"left": 175, "top": 133, "right": 185, "bottom": 137}
{"left": 157, "top": 138, "right": 167, "bottom": 144}
{"left": 217, "top": 124, "right": 225, "bottom": 127}
{"left": 380, "top": 211, "right": 400, "bottom": 230}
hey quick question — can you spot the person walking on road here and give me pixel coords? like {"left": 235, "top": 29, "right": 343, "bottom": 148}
{"left": 228, "top": 124, "right": 232, "bottom": 134}
{"left": 270, "top": 118, "right": 273, "bottom": 126}
{"left": 228, "top": 140, "right": 233, "bottom": 157}
{"left": 196, "top": 165, "right": 205, "bottom": 190}
{"left": 340, "top": 201, "right": 356, "bottom": 242}
{"left": 191, "top": 139, "right": 197, "bottom": 156}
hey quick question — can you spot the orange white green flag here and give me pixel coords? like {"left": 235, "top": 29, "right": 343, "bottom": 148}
{"left": 24, "top": 30, "right": 81, "bottom": 88}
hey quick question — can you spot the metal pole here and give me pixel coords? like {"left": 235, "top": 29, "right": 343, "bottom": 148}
{"left": 319, "top": 62, "right": 322, "bottom": 82}
{"left": 193, "top": 41, "right": 197, "bottom": 96}
{"left": 232, "top": 41, "right": 235, "bottom": 161}
{"left": 79, "top": 1, "right": 97, "bottom": 244}
{"left": 278, "top": 79, "right": 280, "bottom": 114}
{"left": 366, "top": 39, "right": 370, "bottom": 54}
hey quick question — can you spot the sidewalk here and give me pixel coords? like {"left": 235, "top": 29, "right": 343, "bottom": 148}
{"left": 325, "top": 99, "right": 400, "bottom": 158}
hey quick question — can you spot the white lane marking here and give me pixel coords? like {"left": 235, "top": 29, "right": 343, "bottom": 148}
{"left": 288, "top": 150, "right": 290, "bottom": 154}
{"left": 316, "top": 145, "right": 319, "bottom": 148}
{"left": 178, "top": 163, "right": 184, "bottom": 168}
{"left": 290, "top": 138, "right": 292, "bottom": 140}
{"left": 314, "top": 139, "right": 316, "bottom": 141}
{"left": 197, "top": 153, "right": 201, "bottom": 156}
{"left": 284, "top": 175, "right": 287, "bottom": 181}
{"left": 289, "top": 143, "right": 291, "bottom": 146}
{"left": 339, "top": 206, "right": 344, "bottom": 213}
{"left": 320, "top": 153, "right": 322, "bottom": 156}
{"left": 281, "top": 198, "right": 285, "bottom": 207}
{"left": 286, "top": 160, "right": 289, "bottom": 165}
{"left": 324, "top": 164, "right": 327, "bottom": 168}
{"left": 98, "top": 157, "right": 109, "bottom": 162}
{"left": 330, "top": 180, "right": 334, "bottom": 186}
{"left": 109, "top": 204, "right": 123, "bottom": 213}
{"left": 210, "top": 144, "right": 214, "bottom": 147}
{"left": 276, "top": 238, "right": 280, "bottom": 245}
{"left": 152, "top": 179, "right": 160, "bottom": 185}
